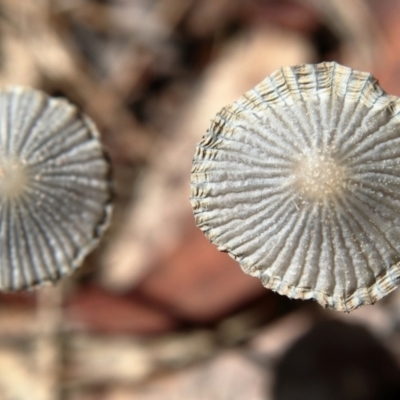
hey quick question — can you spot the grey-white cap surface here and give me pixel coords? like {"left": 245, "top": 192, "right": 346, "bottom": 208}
{"left": 191, "top": 62, "right": 400, "bottom": 312}
{"left": 0, "top": 86, "right": 112, "bottom": 290}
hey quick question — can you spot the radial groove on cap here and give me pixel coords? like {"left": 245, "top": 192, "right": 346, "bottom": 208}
{"left": 0, "top": 86, "right": 112, "bottom": 291}
{"left": 191, "top": 61, "right": 400, "bottom": 312}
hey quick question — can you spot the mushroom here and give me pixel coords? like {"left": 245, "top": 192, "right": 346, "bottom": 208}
{"left": 0, "top": 86, "right": 112, "bottom": 290}
{"left": 191, "top": 61, "right": 400, "bottom": 312}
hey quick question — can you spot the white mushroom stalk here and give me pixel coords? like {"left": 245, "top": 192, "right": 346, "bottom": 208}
{"left": 0, "top": 86, "right": 112, "bottom": 291}
{"left": 191, "top": 62, "right": 400, "bottom": 312}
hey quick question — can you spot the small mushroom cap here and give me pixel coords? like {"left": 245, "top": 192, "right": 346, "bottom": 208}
{"left": 0, "top": 86, "right": 112, "bottom": 291}
{"left": 191, "top": 62, "right": 400, "bottom": 312}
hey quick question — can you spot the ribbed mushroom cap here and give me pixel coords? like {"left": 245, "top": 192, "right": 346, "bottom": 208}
{"left": 191, "top": 62, "right": 400, "bottom": 312}
{"left": 0, "top": 86, "right": 112, "bottom": 290}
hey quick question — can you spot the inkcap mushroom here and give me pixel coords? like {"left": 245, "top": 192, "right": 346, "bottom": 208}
{"left": 191, "top": 62, "right": 400, "bottom": 312}
{"left": 0, "top": 86, "right": 112, "bottom": 290}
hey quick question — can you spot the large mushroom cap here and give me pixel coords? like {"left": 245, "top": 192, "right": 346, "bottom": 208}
{"left": 191, "top": 62, "right": 400, "bottom": 312}
{"left": 0, "top": 86, "right": 112, "bottom": 290}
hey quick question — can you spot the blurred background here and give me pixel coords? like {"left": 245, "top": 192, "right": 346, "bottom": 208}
{"left": 1, "top": 0, "right": 400, "bottom": 399}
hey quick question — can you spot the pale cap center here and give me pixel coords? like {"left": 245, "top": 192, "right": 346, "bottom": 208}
{"left": 0, "top": 157, "right": 29, "bottom": 199}
{"left": 293, "top": 153, "right": 346, "bottom": 201}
